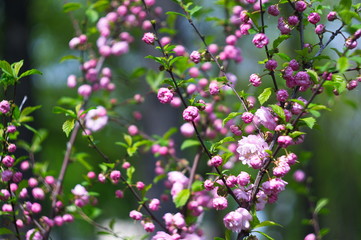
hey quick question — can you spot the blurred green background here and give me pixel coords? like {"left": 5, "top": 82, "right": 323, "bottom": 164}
{"left": 0, "top": 0, "right": 360, "bottom": 239}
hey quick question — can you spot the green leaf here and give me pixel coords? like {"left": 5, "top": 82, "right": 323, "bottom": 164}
{"left": 174, "top": 189, "right": 190, "bottom": 208}
{"left": 0, "top": 227, "right": 14, "bottom": 234}
{"left": 75, "top": 152, "right": 92, "bottom": 171}
{"left": 252, "top": 231, "right": 275, "bottom": 240}
{"left": 0, "top": 60, "right": 13, "bottom": 76}
{"left": 60, "top": 55, "right": 81, "bottom": 63}
{"left": 301, "top": 117, "right": 316, "bottom": 129}
{"left": 254, "top": 221, "right": 283, "bottom": 229}
{"left": 275, "top": 53, "right": 291, "bottom": 61}
{"left": 225, "top": 229, "right": 232, "bottom": 240}
{"left": 289, "top": 131, "right": 306, "bottom": 138}
{"left": 214, "top": 238, "right": 225, "bottom": 240}
{"left": 12, "top": 60, "right": 24, "bottom": 77}
{"left": 306, "top": 69, "right": 319, "bottom": 83}
{"left": 91, "top": 0, "right": 109, "bottom": 12}
{"left": 270, "top": 104, "right": 286, "bottom": 122}
{"left": 181, "top": 139, "right": 201, "bottom": 150}
{"left": 63, "top": 2, "right": 83, "bottom": 13}
{"left": 163, "top": 127, "right": 177, "bottom": 139}
{"left": 53, "top": 106, "right": 77, "bottom": 117}
{"left": 258, "top": 87, "right": 272, "bottom": 105}
{"left": 191, "top": 180, "right": 203, "bottom": 192}
{"left": 166, "top": 11, "right": 187, "bottom": 18}
{"left": 189, "top": 5, "right": 202, "bottom": 16}
{"left": 336, "top": 56, "right": 349, "bottom": 74}
{"left": 314, "top": 198, "right": 328, "bottom": 214}
{"left": 223, "top": 112, "right": 242, "bottom": 126}
{"left": 62, "top": 119, "right": 75, "bottom": 137}
{"left": 86, "top": 8, "right": 99, "bottom": 23}
{"left": 19, "top": 69, "right": 42, "bottom": 79}
{"left": 273, "top": 35, "right": 291, "bottom": 49}
{"left": 126, "top": 166, "right": 135, "bottom": 184}
{"left": 123, "top": 134, "right": 132, "bottom": 146}
{"left": 320, "top": 228, "right": 330, "bottom": 237}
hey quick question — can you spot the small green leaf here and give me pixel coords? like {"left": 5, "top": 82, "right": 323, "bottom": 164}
{"left": 86, "top": 8, "right": 99, "bottom": 23}
{"left": 0, "top": 227, "right": 14, "bottom": 234}
{"left": 174, "top": 189, "right": 190, "bottom": 208}
{"left": 273, "top": 35, "right": 291, "bottom": 49}
{"left": 53, "top": 106, "right": 76, "bottom": 117}
{"left": 223, "top": 112, "right": 242, "bottom": 126}
{"left": 270, "top": 104, "right": 286, "bottom": 122}
{"left": 337, "top": 56, "right": 349, "bottom": 74}
{"left": 181, "top": 139, "right": 201, "bottom": 150}
{"left": 166, "top": 11, "right": 187, "bottom": 18}
{"left": 254, "top": 221, "right": 283, "bottom": 229}
{"left": 275, "top": 52, "right": 291, "bottom": 61}
{"left": 62, "top": 119, "right": 75, "bottom": 137}
{"left": 258, "top": 87, "right": 272, "bottom": 105}
{"left": 306, "top": 69, "right": 319, "bottom": 83}
{"left": 189, "top": 5, "right": 202, "bottom": 16}
{"left": 124, "top": 134, "right": 132, "bottom": 146}
{"left": 301, "top": 117, "right": 316, "bottom": 129}
{"left": 289, "top": 131, "right": 306, "bottom": 138}
{"left": 12, "top": 60, "right": 24, "bottom": 77}
{"left": 252, "top": 231, "right": 275, "bottom": 240}
{"left": 63, "top": 2, "right": 83, "bottom": 13}
{"left": 126, "top": 166, "right": 135, "bottom": 184}
{"left": 314, "top": 198, "right": 328, "bottom": 214}
{"left": 0, "top": 60, "right": 14, "bottom": 76}
{"left": 60, "top": 55, "right": 81, "bottom": 63}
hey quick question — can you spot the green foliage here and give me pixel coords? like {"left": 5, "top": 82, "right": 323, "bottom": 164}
{"left": 173, "top": 189, "right": 190, "bottom": 208}
{"left": 258, "top": 88, "right": 272, "bottom": 105}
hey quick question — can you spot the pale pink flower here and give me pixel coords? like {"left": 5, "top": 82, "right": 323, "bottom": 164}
{"left": 223, "top": 208, "right": 252, "bottom": 232}
{"left": 236, "top": 135, "right": 269, "bottom": 168}
{"left": 85, "top": 106, "right": 108, "bottom": 132}
{"left": 254, "top": 106, "right": 277, "bottom": 130}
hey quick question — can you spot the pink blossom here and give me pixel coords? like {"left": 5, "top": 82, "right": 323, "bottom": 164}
{"left": 7, "top": 125, "right": 16, "bottom": 133}
{"left": 304, "top": 233, "right": 316, "bottom": 240}
{"left": 265, "top": 59, "right": 278, "bottom": 71}
{"left": 308, "top": 12, "right": 321, "bottom": 24}
{"left": 315, "top": 24, "right": 326, "bottom": 35}
{"left": 209, "top": 81, "right": 220, "bottom": 95}
{"left": 293, "top": 170, "right": 306, "bottom": 182}
{"left": 142, "top": 32, "right": 156, "bottom": 45}
{"left": 128, "top": 125, "right": 139, "bottom": 136}
{"left": 268, "top": 5, "right": 279, "bottom": 16}
{"left": 190, "top": 51, "right": 201, "bottom": 63}
{"left": 237, "top": 172, "right": 251, "bottom": 186}
{"left": 26, "top": 229, "right": 43, "bottom": 240}
{"left": 242, "top": 112, "right": 254, "bottom": 124}
{"left": 115, "top": 189, "right": 124, "bottom": 198}
{"left": 32, "top": 187, "right": 45, "bottom": 200}
{"left": 110, "top": 170, "right": 121, "bottom": 184}
{"left": 223, "top": 208, "right": 252, "bottom": 232}
{"left": 0, "top": 189, "right": 10, "bottom": 200}
{"left": 1, "top": 170, "right": 13, "bottom": 182}
{"left": 183, "top": 106, "right": 199, "bottom": 122}
{"left": 85, "top": 106, "right": 108, "bottom": 132}
{"left": 277, "top": 135, "right": 293, "bottom": 148}
{"left": 249, "top": 73, "right": 261, "bottom": 87}
{"left": 111, "top": 41, "right": 129, "bottom": 56}
{"left": 157, "top": 87, "right": 174, "bottom": 104}
{"left": 288, "top": 15, "right": 299, "bottom": 26}
{"left": 236, "top": 135, "right": 269, "bottom": 168}
{"left": 2, "top": 155, "right": 14, "bottom": 167}
{"left": 149, "top": 198, "right": 160, "bottom": 211}
{"left": 212, "top": 196, "right": 228, "bottom": 210}
{"left": 180, "top": 122, "right": 195, "bottom": 137}
{"left": 252, "top": 33, "right": 269, "bottom": 48}
{"left": 78, "top": 84, "right": 92, "bottom": 97}
{"left": 69, "top": 37, "right": 81, "bottom": 49}
{"left": 174, "top": 45, "right": 186, "bottom": 56}
{"left": 254, "top": 107, "right": 277, "bottom": 130}
{"left": 276, "top": 89, "right": 289, "bottom": 102}
{"left": 262, "top": 178, "right": 287, "bottom": 195}
{"left": 295, "top": 1, "right": 307, "bottom": 12}
{"left": 31, "top": 202, "right": 42, "bottom": 213}
{"left": 66, "top": 74, "right": 77, "bottom": 88}
{"left": 142, "top": 221, "right": 155, "bottom": 232}
{"left": 327, "top": 11, "right": 337, "bottom": 21}
{"left": 129, "top": 210, "right": 143, "bottom": 220}
{"left": 151, "top": 231, "right": 173, "bottom": 240}
{"left": 210, "top": 155, "right": 223, "bottom": 167}
{"left": 0, "top": 100, "right": 10, "bottom": 114}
